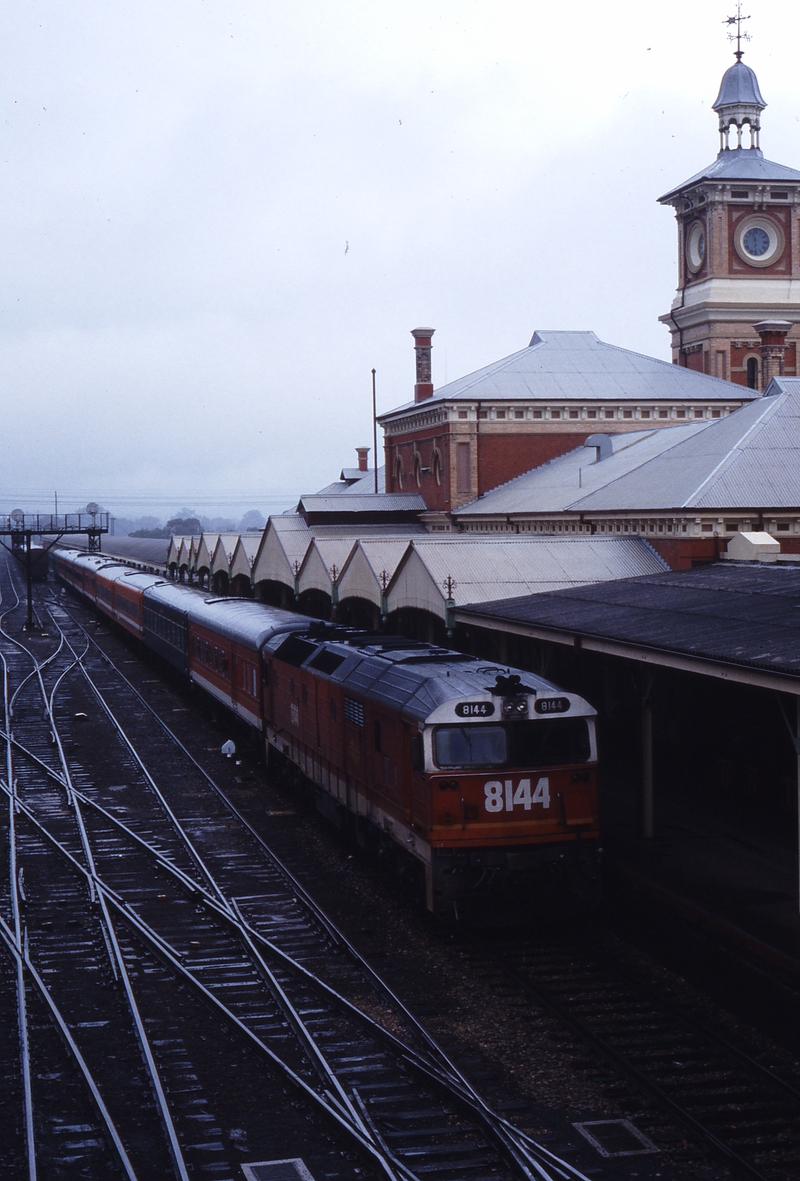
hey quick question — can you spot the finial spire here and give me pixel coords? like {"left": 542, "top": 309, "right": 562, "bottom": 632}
{"left": 725, "top": 2, "right": 751, "bottom": 61}
{"left": 713, "top": 8, "right": 764, "bottom": 154}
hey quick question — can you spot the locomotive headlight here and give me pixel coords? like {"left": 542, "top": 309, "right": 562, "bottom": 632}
{"left": 502, "top": 696, "right": 528, "bottom": 717}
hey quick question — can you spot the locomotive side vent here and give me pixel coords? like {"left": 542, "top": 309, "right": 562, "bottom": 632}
{"left": 343, "top": 696, "right": 364, "bottom": 727}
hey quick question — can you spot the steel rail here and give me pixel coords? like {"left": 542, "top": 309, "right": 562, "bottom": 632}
{"left": 8, "top": 605, "right": 406, "bottom": 1181}
{"left": 49, "top": 613, "right": 415, "bottom": 1177}
{"left": 0, "top": 781, "right": 408, "bottom": 1181}
{"left": 0, "top": 916, "right": 140, "bottom": 1181}
{"left": 587, "top": 938, "right": 800, "bottom": 1104}
{"left": 51, "top": 611, "right": 233, "bottom": 912}
{"left": 3, "top": 636, "right": 567, "bottom": 1181}
{"left": 73, "top": 609, "right": 799, "bottom": 1180}
{"left": 8, "top": 628, "right": 65, "bottom": 717}
{"left": 484, "top": 943, "right": 773, "bottom": 1181}
{"left": 36, "top": 626, "right": 190, "bottom": 1180}
{"left": 0, "top": 732, "right": 435, "bottom": 1181}
{"left": 55, "top": 598, "right": 594, "bottom": 1181}
{"left": 0, "top": 571, "right": 190, "bottom": 1181}
{"left": 0, "top": 578, "right": 38, "bottom": 1181}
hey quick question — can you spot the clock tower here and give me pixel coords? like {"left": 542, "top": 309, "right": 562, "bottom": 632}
{"left": 659, "top": 51, "right": 800, "bottom": 389}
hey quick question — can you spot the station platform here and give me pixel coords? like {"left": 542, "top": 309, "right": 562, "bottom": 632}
{"left": 600, "top": 774, "right": 800, "bottom": 985}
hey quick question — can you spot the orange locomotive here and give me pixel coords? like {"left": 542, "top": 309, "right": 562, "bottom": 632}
{"left": 54, "top": 548, "right": 600, "bottom": 918}
{"left": 263, "top": 629, "right": 599, "bottom": 918}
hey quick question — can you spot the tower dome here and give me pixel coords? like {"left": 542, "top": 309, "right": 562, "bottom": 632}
{"left": 712, "top": 59, "right": 766, "bottom": 153}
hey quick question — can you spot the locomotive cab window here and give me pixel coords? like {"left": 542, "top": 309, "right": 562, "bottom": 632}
{"left": 434, "top": 725, "right": 507, "bottom": 768}
{"left": 510, "top": 718, "right": 591, "bottom": 766}
{"left": 434, "top": 719, "right": 591, "bottom": 769}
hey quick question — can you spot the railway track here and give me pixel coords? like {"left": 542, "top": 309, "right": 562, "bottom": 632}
{"left": 0, "top": 557, "right": 594, "bottom": 1181}
{"left": 458, "top": 911, "right": 800, "bottom": 1181}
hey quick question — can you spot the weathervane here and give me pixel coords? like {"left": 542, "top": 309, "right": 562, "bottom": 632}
{"left": 725, "top": 2, "right": 751, "bottom": 61}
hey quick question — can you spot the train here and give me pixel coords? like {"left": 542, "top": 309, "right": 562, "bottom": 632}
{"left": 52, "top": 547, "right": 600, "bottom": 919}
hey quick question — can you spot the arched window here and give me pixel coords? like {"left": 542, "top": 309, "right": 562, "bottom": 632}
{"left": 746, "top": 356, "right": 759, "bottom": 390}
{"left": 432, "top": 447, "right": 443, "bottom": 486}
{"left": 394, "top": 453, "right": 404, "bottom": 490}
{"left": 412, "top": 452, "right": 421, "bottom": 487}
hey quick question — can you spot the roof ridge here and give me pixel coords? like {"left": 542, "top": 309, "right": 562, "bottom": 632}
{"left": 432, "top": 343, "right": 535, "bottom": 398}
{"left": 599, "top": 339, "right": 743, "bottom": 389}
{"left": 681, "top": 393, "right": 783, "bottom": 507}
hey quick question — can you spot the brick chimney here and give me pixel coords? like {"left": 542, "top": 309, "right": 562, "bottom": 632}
{"left": 412, "top": 327, "right": 435, "bottom": 402}
{"left": 754, "top": 320, "right": 793, "bottom": 389}
{"left": 355, "top": 447, "right": 370, "bottom": 472}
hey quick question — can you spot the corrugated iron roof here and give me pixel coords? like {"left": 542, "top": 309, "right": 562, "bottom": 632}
{"left": 379, "top": 330, "right": 746, "bottom": 417}
{"left": 572, "top": 379, "right": 800, "bottom": 511}
{"left": 390, "top": 537, "right": 668, "bottom": 609}
{"left": 458, "top": 563, "right": 800, "bottom": 681}
{"left": 299, "top": 537, "right": 357, "bottom": 586}
{"left": 452, "top": 379, "right": 800, "bottom": 518}
{"left": 452, "top": 424, "right": 711, "bottom": 516}
{"left": 354, "top": 538, "right": 412, "bottom": 577}
{"left": 310, "top": 522, "right": 425, "bottom": 538}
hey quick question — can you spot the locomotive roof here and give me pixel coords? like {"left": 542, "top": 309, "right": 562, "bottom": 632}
{"left": 143, "top": 581, "right": 312, "bottom": 649}
{"left": 263, "top": 628, "right": 592, "bottom": 724}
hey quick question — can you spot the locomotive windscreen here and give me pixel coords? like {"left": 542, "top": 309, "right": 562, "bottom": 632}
{"left": 434, "top": 725, "right": 507, "bottom": 768}
{"left": 434, "top": 718, "right": 590, "bottom": 769}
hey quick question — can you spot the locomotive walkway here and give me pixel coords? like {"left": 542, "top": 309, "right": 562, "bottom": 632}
{"left": 0, "top": 556, "right": 592, "bottom": 1181}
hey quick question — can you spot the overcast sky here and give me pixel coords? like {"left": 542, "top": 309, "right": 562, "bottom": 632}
{"left": 0, "top": 1, "right": 797, "bottom": 520}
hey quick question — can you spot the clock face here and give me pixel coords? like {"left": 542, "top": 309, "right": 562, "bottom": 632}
{"left": 734, "top": 216, "right": 782, "bottom": 267}
{"left": 686, "top": 222, "right": 706, "bottom": 273}
{"left": 743, "top": 226, "right": 770, "bottom": 257}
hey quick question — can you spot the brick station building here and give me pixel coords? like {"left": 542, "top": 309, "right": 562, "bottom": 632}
{"left": 378, "top": 50, "right": 800, "bottom": 522}
{"left": 379, "top": 329, "right": 752, "bottom": 515}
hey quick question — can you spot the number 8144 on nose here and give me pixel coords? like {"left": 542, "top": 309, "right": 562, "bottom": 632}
{"left": 484, "top": 777, "right": 550, "bottom": 813}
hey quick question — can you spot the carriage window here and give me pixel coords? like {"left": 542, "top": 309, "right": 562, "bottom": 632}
{"left": 434, "top": 725, "right": 507, "bottom": 768}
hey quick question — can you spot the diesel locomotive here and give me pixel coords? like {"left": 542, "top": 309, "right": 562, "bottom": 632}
{"left": 53, "top": 547, "right": 600, "bottom": 918}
